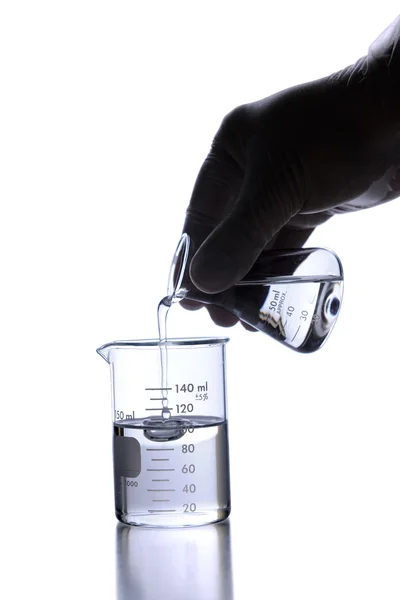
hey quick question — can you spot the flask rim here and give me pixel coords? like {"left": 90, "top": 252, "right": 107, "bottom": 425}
{"left": 167, "top": 233, "right": 191, "bottom": 299}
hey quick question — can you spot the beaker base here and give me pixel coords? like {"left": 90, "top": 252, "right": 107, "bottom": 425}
{"left": 115, "top": 507, "right": 231, "bottom": 528}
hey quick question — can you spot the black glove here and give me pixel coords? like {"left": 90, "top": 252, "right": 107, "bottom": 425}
{"left": 182, "top": 16, "right": 400, "bottom": 327}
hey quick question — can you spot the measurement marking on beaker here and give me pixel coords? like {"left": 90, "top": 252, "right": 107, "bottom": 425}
{"left": 284, "top": 320, "right": 288, "bottom": 329}
{"left": 146, "top": 448, "right": 175, "bottom": 451}
{"left": 151, "top": 458, "right": 170, "bottom": 462}
{"left": 152, "top": 479, "right": 170, "bottom": 482}
{"left": 152, "top": 499, "right": 171, "bottom": 503}
{"left": 148, "top": 509, "right": 176, "bottom": 513}
{"left": 147, "top": 468, "right": 175, "bottom": 472}
{"left": 145, "top": 407, "right": 174, "bottom": 411}
{"left": 147, "top": 489, "right": 176, "bottom": 492}
{"left": 145, "top": 387, "right": 172, "bottom": 391}
{"left": 291, "top": 325, "right": 301, "bottom": 342}
{"left": 149, "top": 397, "right": 166, "bottom": 401}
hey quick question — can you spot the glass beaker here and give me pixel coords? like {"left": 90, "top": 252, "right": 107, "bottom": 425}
{"left": 97, "top": 337, "right": 230, "bottom": 528}
{"left": 168, "top": 234, "right": 344, "bottom": 352}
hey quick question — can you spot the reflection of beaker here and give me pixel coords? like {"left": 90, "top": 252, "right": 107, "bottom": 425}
{"left": 97, "top": 338, "right": 230, "bottom": 527}
{"left": 115, "top": 521, "right": 234, "bottom": 600}
{"left": 168, "top": 234, "right": 344, "bottom": 352}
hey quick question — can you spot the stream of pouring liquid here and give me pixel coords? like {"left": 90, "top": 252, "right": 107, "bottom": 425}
{"left": 157, "top": 296, "right": 172, "bottom": 419}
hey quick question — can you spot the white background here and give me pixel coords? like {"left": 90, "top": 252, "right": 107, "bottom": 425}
{"left": 1, "top": 2, "right": 400, "bottom": 599}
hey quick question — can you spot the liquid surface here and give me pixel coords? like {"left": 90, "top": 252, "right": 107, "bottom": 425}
{"left": 113, "top": 418, "right": 230, "bottom": 527}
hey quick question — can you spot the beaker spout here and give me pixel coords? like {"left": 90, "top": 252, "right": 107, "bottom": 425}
{"left": 96, "top": 344, "right": 112, "bottom": 363}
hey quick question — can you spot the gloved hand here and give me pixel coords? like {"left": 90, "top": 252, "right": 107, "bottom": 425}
{"left": 182, "top": 15, "right": 400, "bottom": 328}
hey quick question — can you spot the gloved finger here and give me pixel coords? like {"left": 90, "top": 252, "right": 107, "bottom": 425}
{"left": 206, "top": 306, "right": 239, "bottom": 327}
{"left": 180, "top": 298, "right": 203, "bottom": 311}
{"left": 180, "top": 298, "right": 240, "bottom": 328}
{"left": 266, "top": 224, "right": 316, "bottom": 250}
{"left": 180, "top": 296, "right": 240, "bottom": 328}
{"left": 182, "top": 143, "right": 243, "bottom": 247}
{"left": 190, "top": 142, "right": 301, "bottom": 293}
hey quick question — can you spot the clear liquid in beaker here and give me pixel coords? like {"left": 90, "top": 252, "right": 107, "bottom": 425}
{"left": 113, "top": 417, "right": 230, "bottom": 527}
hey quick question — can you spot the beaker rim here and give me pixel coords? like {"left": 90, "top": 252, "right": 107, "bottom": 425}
{"left": 97, "top": 336, "right": 229, "bottom": 355}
